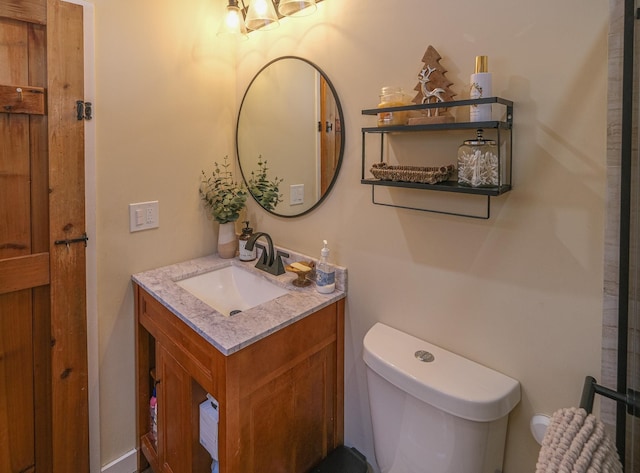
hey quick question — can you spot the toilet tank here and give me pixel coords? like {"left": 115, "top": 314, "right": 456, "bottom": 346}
{"left": 363, "top": 323, "right": 520, "bottom": 473}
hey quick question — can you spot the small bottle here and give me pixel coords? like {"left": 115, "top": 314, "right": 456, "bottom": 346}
{"left": 149, "top": 387, "right": 157, "bottom": 448}
{"left": 238, "top": 221, "right": 257, "bottom": 261}
{"left": 316, "top": 240, "right": 335, "bottom": 294}
{"left": 469, "top": 55, "right": 492, "bottom": 122}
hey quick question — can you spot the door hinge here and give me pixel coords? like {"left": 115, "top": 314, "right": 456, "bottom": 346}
{"left": 76, "top": 100, "right": 93, "bottom": 121}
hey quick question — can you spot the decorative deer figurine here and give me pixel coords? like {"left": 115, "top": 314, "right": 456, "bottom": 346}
{"left": 417, "top": 65, "right": 446, "bottom": 116}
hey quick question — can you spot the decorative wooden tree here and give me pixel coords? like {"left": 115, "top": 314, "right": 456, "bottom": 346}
{"left": 409, "top": 45, "right": 456, "bottom": 124}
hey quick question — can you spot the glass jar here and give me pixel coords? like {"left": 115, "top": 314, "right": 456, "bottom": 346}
{"left": 377, "top": 86, "right": 409, "bottom": 127}
{"left": 457, "top": 129, "right": 499, "bottom": 187}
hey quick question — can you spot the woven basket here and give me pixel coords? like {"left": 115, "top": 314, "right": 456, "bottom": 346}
{"left": 370, "top": 163, "right": 455, "bottom": 184}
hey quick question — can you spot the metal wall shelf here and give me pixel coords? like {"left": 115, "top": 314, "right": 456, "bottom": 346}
{"left": 361, "top": 96, "right": 513, "bottom": 119}
{"left": 361, "top": 97, "right": 513, "bottom": 219}
{"left": 360, "top": 178, "right": 511, "bottom": 196}
{"left": 362, "top": 120, "right": 512, "bottom": 133}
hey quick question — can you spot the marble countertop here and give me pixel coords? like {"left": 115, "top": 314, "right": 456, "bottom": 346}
{"left": 132, "top": 248, "right": 347, "bottom": 356}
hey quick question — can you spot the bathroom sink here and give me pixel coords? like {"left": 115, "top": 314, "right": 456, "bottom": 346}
{"left": 175, "top": 265, "right": 288, "bottom": 316}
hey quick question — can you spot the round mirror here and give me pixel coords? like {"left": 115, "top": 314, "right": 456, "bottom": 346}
{"left": 236, "top": 57, "right": 344, "bottom": 217}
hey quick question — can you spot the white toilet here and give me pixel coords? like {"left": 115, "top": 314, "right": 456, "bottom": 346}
{"left": 363, "top": 323, "right": 520, "bottom": 473}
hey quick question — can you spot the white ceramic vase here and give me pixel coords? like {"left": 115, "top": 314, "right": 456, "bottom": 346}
{"left": 217, "top": 221, "right": 237, "bottom": 259}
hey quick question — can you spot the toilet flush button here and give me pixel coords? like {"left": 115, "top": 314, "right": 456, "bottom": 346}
{"left": 415, "top": 350, "right": 435, "bottom": 362}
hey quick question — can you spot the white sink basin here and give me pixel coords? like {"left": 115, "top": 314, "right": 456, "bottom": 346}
{"left": 175, "top": 265, "right": 288, "bottom": 316}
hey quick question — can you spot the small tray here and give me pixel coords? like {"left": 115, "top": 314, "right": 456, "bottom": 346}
{"left": 370, "top": 163, "right": 455, "bottom": 184}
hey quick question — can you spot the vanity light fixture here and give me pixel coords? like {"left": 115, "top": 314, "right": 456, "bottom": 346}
{"left": 219, "top": 0, "right": 324, "bottom": 35}
{"left": 218, "top": 0, "right": 249, "bottom": 39}
{"left": 245, "top": 0, "right": 280, "bottom": 31}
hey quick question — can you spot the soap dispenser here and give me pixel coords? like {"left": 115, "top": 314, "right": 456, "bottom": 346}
{"left": 238, "top": 221, "right": 257, "bottom": 261}
{"left": 316, "top": 240, "right": 335, "bottom": 294}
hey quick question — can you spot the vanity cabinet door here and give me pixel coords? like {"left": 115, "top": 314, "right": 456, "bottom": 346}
{"left": 238, "top": 346, "right": 336, "bottom": 473}
{"left": 231, "top": 303, "right": 342, "bottom": 473}
{"left": 157, "top": 344, "right": 191, "bottom": 473}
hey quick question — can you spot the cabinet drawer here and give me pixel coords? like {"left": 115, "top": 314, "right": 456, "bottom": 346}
{"left": 231, "top": 303, "right": 338, "bottom": 393}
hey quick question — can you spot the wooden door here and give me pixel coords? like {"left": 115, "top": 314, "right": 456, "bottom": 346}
{"left": 319, "top": 77, "right": 341, "bottom": 195}
{"left": 0, "top": 1, "right": 88, "bottom": 471}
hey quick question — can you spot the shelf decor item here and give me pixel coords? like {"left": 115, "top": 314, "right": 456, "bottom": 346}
{"left": 200, "top": 156, "right": 248, "bottom": 258}
{"left": 377, "top": 86, "right": 411, "bottom": 127}
{"left": 408, "top": 45, "right": 456, "bottom": 125}
{"left": 470, "top": 55, "right": 492, "bottom": 122}
{"left": 457, "top": 129, "right": 499, "bottom": 187}
{"left": 370, "top": 162, "right": 455, "bottom": 185}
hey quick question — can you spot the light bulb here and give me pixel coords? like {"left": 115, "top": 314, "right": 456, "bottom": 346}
{"left": 217, "top": 1, "right": 248, "bottom": 39}
{"left": 226, "top": 10, "right": 241, "bottom": 28}
{"left": 254, "top": 0, "right": 269, "bottom": 15}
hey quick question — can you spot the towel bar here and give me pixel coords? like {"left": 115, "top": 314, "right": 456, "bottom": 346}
{"left": 580, "top": 376, "right": 640, "bottom": 417}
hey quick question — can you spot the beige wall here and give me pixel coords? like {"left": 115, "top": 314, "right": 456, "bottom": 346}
{"left": 90, "top": 0, "right": 238, "bottom": 464}
{"left": 90, "top": 0, "right": 609, "bottom": 471}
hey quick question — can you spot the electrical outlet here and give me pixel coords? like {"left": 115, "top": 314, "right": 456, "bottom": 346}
{"left": 129, "top": 201, "right": 159, "bottom": 232}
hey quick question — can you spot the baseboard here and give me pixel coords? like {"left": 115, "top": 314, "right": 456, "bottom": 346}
{"left": 101, "top": 449, "right": 138, "bottom": 473}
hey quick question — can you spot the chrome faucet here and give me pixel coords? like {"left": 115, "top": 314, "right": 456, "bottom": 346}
{"left": 244, "top": 232, "right": 289, "bottom": 276}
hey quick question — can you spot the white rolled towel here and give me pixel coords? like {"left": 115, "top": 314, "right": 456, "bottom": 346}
{"left": 535, "top": 407, "right": 622, "bottom": 473}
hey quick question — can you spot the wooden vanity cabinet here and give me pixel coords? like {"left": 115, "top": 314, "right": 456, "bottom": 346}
{"left": 135, "top": 283, "right": 345, "bottom": 473}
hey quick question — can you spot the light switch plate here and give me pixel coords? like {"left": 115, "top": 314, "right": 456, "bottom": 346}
{"left": 290, "top": 184, "right": 304, "bottom": 205}
{"left": 129, "top": 201, "right": 159, "bottom": 232}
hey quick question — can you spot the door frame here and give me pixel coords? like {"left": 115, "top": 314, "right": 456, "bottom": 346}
{"left": 60, "top": 1, "right": 99, "bottom": 471}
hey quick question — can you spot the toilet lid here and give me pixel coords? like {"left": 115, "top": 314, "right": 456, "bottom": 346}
{"left": 363, "top": 323, "right": 521, "bottom": 422}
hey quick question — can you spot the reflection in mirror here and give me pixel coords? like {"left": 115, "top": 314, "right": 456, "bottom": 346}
{"left": 236, "top": 57, "right": 344, "bottom": 217}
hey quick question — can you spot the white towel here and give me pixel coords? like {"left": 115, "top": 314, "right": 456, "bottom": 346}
{"left": 535, "top": 407, "right": 623, "bottom": 473}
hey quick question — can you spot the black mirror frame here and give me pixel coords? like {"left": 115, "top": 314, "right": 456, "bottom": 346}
{"left": 236, "top": 56, "right": 345, "bottom": 218}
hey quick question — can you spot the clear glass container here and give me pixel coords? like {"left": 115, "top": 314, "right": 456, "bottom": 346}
{"left": 377, "top": 86, "right": 409, "bottom": 127}
{"left": 457, "top": 129, "right": 499, "bottom": 187}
